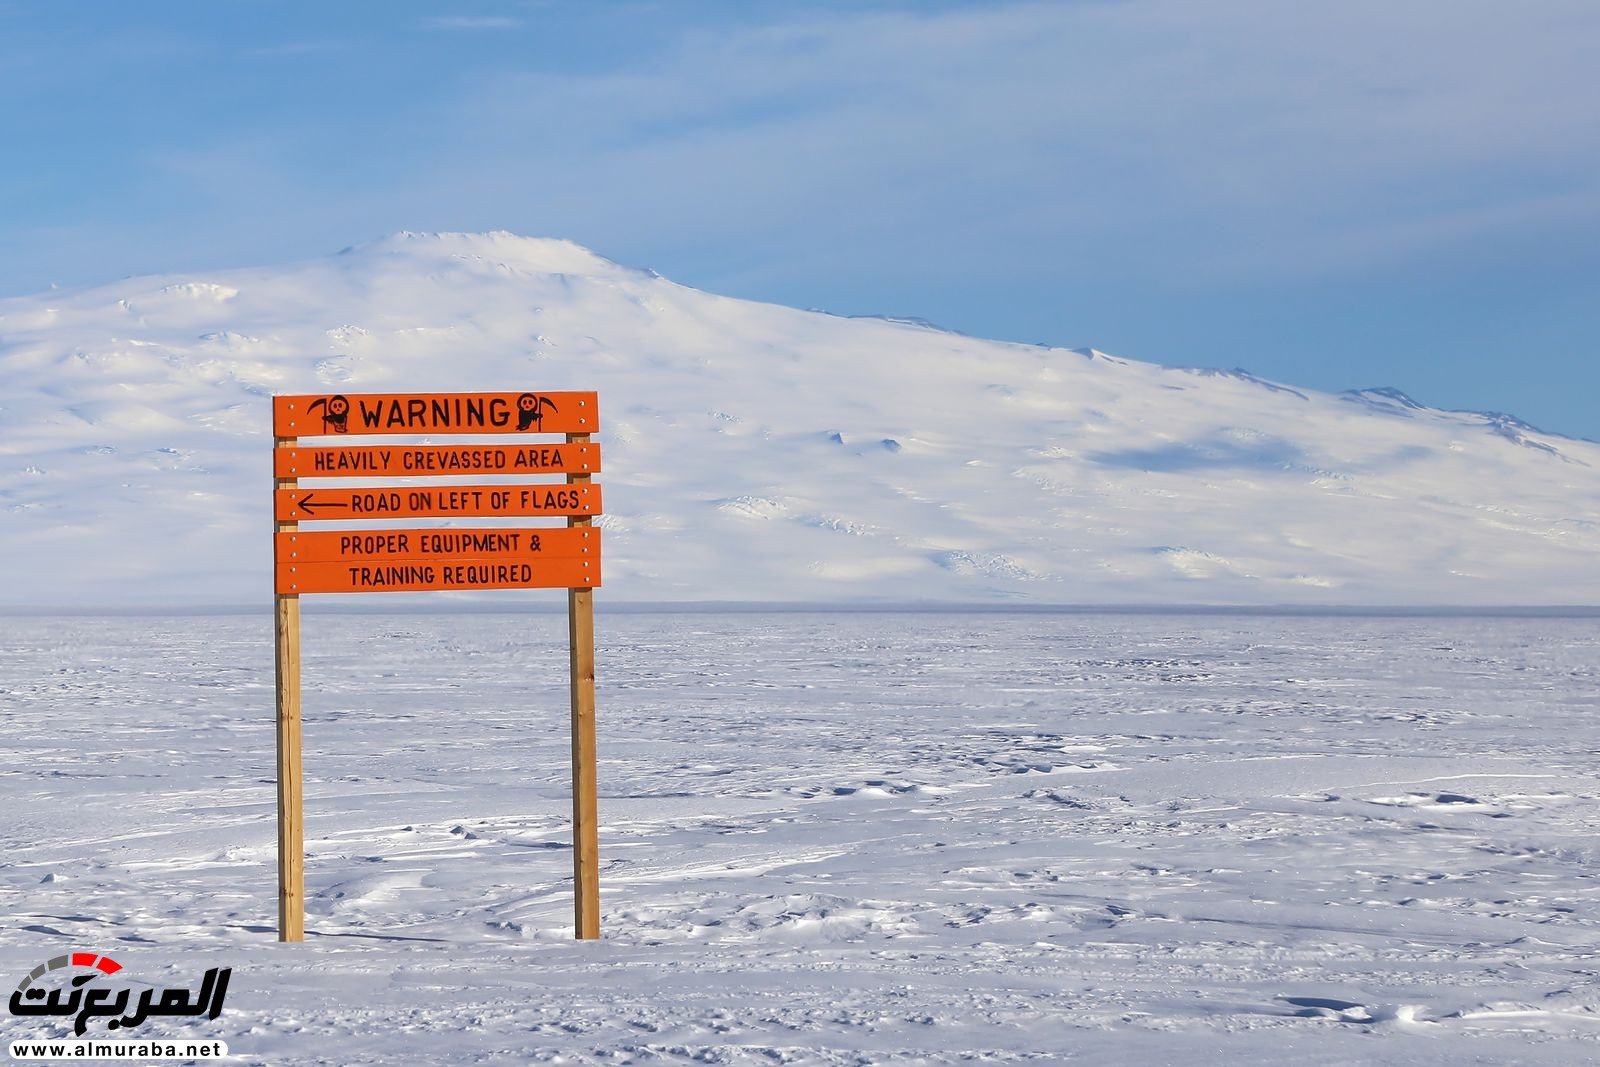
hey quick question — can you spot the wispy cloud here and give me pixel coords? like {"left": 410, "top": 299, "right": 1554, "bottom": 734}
{"left": 8, "top": 0, "right": 1600, "bottom": 437}
{"left": 411, "top": 0, "right": 1600, "bottom": 287}
{"left": 20, "top": 0, "right": 1597, "bottom": 297}
{"left": 419, "top": 16, "right": 523, "bottom": 31}
{"left": 245, "top": 41, "right": 347, "bottom": 58}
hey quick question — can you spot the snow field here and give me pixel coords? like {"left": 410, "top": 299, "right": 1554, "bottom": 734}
{"left": 1, "top": 612, "right": 1597, "bottom": 1063}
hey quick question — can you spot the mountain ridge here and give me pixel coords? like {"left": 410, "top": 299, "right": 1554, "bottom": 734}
{"left": 1, "top": 231, "right": 1595, "bottom": 607}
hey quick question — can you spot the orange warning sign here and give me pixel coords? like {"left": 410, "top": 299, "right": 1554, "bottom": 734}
{"left": 276, "top": 557, "right": 599, "bottom": 595}
{"left": 275, "top": 442, "right": 600, "bottom": 478}
{"left": 276, "top": 526, "right": 599, "bottom": 563}
{"left": 274, "top": 483, "right": 600, "bottom": 521}
{"left": 273, "top": 391, "right": 598, "bottom": 437}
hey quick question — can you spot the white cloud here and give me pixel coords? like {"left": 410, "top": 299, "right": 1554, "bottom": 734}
{"left": 413, "top": 0, "right": 1600, "bottom": 284}
{"left": 245, "top": 41, "right": 347, "bottom": 57}
{"left": 419, "top": 16, "right": 523, "bottom": 31}
{"left": 16, "top": 1, "right": 1600, "bottom": 306}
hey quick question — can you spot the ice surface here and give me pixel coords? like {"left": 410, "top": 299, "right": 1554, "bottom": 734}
{"left": 1, "top": 231, "right": 1598, "bottom": 607}
{"left": 1, "top": 612, "right": 1597, "bottom": 1063}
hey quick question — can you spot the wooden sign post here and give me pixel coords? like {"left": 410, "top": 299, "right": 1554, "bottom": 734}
{"left": 566, "top": 429, "right": 599, "bottom": 940}
{"left": 274, "top": 430, "right": 303, "bottom": 943}
{"left": 270, "top": 391, "right": 603, "bottom": 943}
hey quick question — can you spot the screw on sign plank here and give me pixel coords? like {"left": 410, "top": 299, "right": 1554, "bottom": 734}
{"left": 276, "top": 526, "right": 599, "bottom": 563}
{"left": 273, "top": 391, "right": 597, "bottom": 436}
{"left": 270, "top": 389, "right": 603, "bottom": 947}
{"left": 274, "top": 442, "right": 600, "bottom": 478}
{"left": 273, "top": 483, "right": 600, "bottom": 521}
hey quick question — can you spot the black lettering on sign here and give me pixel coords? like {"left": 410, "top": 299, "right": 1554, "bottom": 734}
{"left": 516, "top": 488, "right": 584, "bottom": 510}
{"left": 401, "top": 448, "right": 511, "bottom": 472}
{"left": 418, "top": 531, "right": 519, "bottom": 554}
{"left": 346, "top": 564, "right": 436, "bottom": 587}
{"left": 354, "top": 395, "right": 525, "bottom": 432}
{"left": 437, "top": 489, "right": 484, "bottom": 512}
{"left": 339, "top": 533, "right": 410, "bottom": 556}
{"left": 512, "top": 447, "right": 564, "bottom": 470}
{"left": 441, "top": 563, "right": 535, "bottom": 586}
{"left": 314, "top": 449, "right": 390, "bottom": 473}
{"left": 350, "top": 491, "right": 402, "bottom": 514}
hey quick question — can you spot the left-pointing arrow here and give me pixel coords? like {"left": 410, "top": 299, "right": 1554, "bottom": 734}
{"left": 296, "top": 493, "right": 348, "bottom": 516}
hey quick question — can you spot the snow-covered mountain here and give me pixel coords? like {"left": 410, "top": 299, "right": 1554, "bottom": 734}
{"left": 1, "top": 231, "right": 1595, "bottom": 607}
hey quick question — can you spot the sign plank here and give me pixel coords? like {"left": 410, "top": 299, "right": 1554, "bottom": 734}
{"left": 276, "top": 557, "right": 599, "bottom": 595}
{"left": 277, "top": 526, "right": 599, "bottom": 563}
{"left": 269, "top": 388, "right": 606, "bottom": 945}
{"left": 274, "top": 483, "right": 601, "bottom": 521}
{"left": 273, "top": 391, "right": 598, "bottom": 437}
{"left": 275, "top": 442, "right": 599, "bottom": 479}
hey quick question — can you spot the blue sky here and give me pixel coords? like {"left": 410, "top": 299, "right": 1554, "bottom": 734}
{"left": 3, "top": 1, "right": 1598, "bottom": 438}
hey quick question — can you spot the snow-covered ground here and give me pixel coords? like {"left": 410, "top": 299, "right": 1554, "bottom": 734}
{"left": 2, "top": 611, "right": 1596, "bottom": 1064}
{"left": 2, "top": 231, "right": 1598, "bottom": 608}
